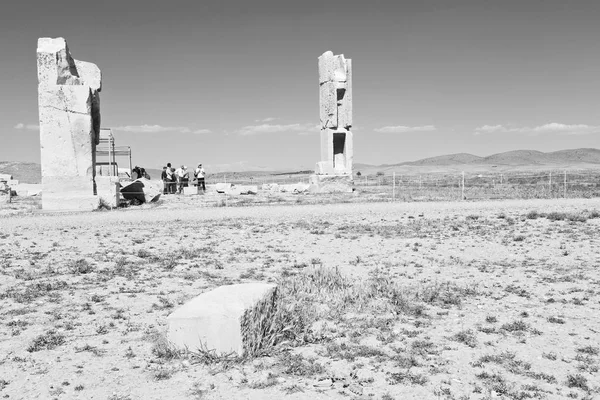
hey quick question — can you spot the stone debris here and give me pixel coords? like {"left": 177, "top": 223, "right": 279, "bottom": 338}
{"left": 216, "top": 184, "right": 259, "bottom": 195}
{"left": 260, "top": 183, "right": 308, "bottom": 193}
{"left": 280, "top": 183, "right": 310, "bottom": 193}
{"left": 261, "top": 183, "right": 280, "bottom": 192}
{"left": 0, "top": 180, "right": 11, "bottom": 202}
{"left": 232, "top": 185, "right": 258, "bottom": 195}
{"left": 183, "top": 186, "right": 197, "bottom": 196}
{"left": 215, "top": 183, "right": 232, "bottom": 193}
{"left": 167, "top": 283, "right": 278, "bottom": 356}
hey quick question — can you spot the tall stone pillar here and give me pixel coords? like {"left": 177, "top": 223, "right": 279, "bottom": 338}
{"left": 37, "top": 37, "right": 106, "bottom": 210}
{"left": 310, "top": 51, "right": 353, "bottom": 193}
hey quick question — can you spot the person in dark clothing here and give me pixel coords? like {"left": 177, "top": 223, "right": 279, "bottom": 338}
{"left": 132, "top": 166, "right": 142, "bottom": 180}
{"left": 161, "top": 166, "right": 168, "bottom": 194}
{"left": 165, "top": 162, "right": 176, "bottom": 194}
{"left": 194, "top": 164, "right": 206, "bottom": 193}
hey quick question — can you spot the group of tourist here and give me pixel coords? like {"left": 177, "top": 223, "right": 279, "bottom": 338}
{"left": 161, "top": 163, "right": 206, "bottom": 194}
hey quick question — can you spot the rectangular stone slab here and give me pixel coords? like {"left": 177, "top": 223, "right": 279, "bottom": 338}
{"left": 167, "top": 283, "right": 277, "bottom": 356}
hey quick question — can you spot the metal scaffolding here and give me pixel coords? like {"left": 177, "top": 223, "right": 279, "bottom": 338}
{"left": 96, "top": 128, "right": 132, "bottom": 177}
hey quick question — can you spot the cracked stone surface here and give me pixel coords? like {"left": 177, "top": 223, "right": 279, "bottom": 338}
{"left": 313, "top": 51, "right": 353, "bottom": 192}
{"left": 37, "top": 37, "right": 105, "bottom": 210}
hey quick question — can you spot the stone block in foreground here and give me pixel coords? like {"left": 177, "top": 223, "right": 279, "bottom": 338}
{"left": 167, "top": 283, "right": 278, "bottom": 356}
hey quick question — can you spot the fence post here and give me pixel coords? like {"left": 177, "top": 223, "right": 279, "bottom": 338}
{"left": 563, "top": 170, "right": 567, "bottom": 198}
{"left": 461, "top": 171, "right": 465, "bottom": 200}
{"left": 392, "top": 172, "right": 396, "bottom": 202}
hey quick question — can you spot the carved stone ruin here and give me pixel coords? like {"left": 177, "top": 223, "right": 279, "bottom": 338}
{"left": 310, "top": 51, "right": 354, "bottom": 193}
{"left": 37, "top": 37, "right": 118, "bottom": 210}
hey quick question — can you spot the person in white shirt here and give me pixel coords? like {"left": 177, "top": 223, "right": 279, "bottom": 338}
{"left": 175, "top": 165, "right": 186, "bottom": 194}
{"left": 194, "top": 164, "right": 206, "bottom": 193}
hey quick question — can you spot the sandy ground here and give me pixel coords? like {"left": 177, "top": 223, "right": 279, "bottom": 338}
{"left": 1, "top": 198, "right": 599, "bottom": 400}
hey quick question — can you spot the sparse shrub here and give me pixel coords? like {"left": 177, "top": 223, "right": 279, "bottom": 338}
{"left": 566, "top": 374, "right": 589, "bottom": 391}
{"left": 387, "top": 370, "right": 428, "bottom": 385}
{"left": 27, "top": 330, "right": 65, "bottom": 352}
{"left": 546, "top": 211, "right": 567, "bottom": 221}
{"left": 542, "top": 351, "right": 557, "bottom": 360}
{"left": 526, "top": 210, "right": 540, "bottom": 219}
{"left": 500, "top": 320, "right": 529, "bottom": 332}
{"left": 153, "top": 366, "right": 174, "bottom": 381}
{"left": 546, "top": 211, "right": 588, "bottom": 222}
{"left": 163, "top": 253, "right": 178, "bottom": 271}
{"left": 279, "top": 352, "right": 325, "bottom": 377}
{"left": 90, "top": 294, "right": 104, "bottom": 303}
{"left": 451, "top": 329, "right": 478, "bottom": 348}
{"left": 68, "top": 259, "right": 93, "bottom": 274}
{"left": 577, "top": 345, "right": 599, "bottom": 356}
{"left": 485, "top": 315, "right": 498, "bottom": 323}
{"left": 547, "top": 316, "right": 565, "bottom": 324}
{"left": 96, "top": 325, "right": 109, "bottom": 335}
{"left": 96, "top": 198, "right": 112, "bottom": 211}
{"left": 151, "top": 334, "right": 182, "bottom": 360}
{"left": 137, "top": 249, "right": 151, "bottom": 259}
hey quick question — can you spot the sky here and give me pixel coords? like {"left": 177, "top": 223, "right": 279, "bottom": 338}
{"left": 1, "top": 0, "right": 600, "bottom": 171}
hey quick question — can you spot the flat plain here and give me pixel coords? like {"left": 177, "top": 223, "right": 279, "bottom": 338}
{"left": 1, "top": 198, "right": 599, "bottom": 400}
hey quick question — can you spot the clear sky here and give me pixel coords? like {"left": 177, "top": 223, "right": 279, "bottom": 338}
{"left": 1, "top": 0, "right": 600, "bottom": 171}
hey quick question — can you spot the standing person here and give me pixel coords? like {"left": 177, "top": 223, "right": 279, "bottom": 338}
{"left": 165, "top": 163, "right": 175, "bottom": 194}
{"left": 182, "top": 166, "right": 190, "bottom": 190}
{"left": 161, "top": 166, "right": 168, "bottom": 194}
{"left": 175, "top": 165, "right": 185, "bottom": 194}
{"left": 169, "top": 166, "right": 177, "bottom": 194}
{"left": 194, "top": 164, "right": 206, "bottom": 194}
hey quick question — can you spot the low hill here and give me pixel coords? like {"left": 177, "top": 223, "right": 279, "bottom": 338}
{"left": 382, "top": 148, "right": 600, "bottom": 168}
{"left": 480, "top": 150, "right": 551, "bottom": 165}
{"left": 405, "top": 153, "right": 483, "bottom": 166}
{"left": 0, "top": 162, "right": 41, "bottom": 183}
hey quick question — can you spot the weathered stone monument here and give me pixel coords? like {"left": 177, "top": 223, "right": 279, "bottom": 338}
{"left": 310, "top": 51, "right": 353, "bottom": 193}
{"left": 37, "top": 37, "right": 117, "bottom": 210}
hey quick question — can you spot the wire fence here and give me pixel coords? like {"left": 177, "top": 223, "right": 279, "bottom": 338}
{"left": 355, "top": 170, "right": 600, "bottom": 201}
{"left": 202, "top": 169, "right": 600, "bottom": 201}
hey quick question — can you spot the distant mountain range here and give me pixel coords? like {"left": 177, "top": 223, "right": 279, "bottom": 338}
{"left": 356, "top": 148, "right": 600, "bottom": 170}
{"left": 3, "top": 148, "right": 600, "bottom": 183}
